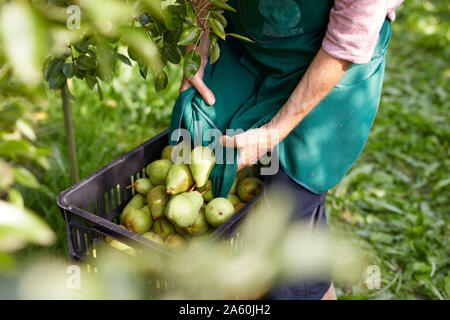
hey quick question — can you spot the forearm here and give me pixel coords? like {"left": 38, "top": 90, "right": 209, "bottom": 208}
{"left": 266, "top": 48, "right": 351, "bottom": 145}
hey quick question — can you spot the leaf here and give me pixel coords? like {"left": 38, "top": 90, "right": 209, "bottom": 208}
{"left": 209, "top": 18, "right": 226, "bottom": 40}
{"left": 85, "top": 74, "right": 97, "bottom": 89}
{"left": 48, "top": 71, "right": 66, "bottom": 90}
{"left": 183, "top": 50, "right": 201, "bottom": 79}
{"left": 97, "top": 83, "right": 104, "bottom": 100}
{"left": 155, "top": 71, "right": 168, "bottom": 92}
{"left": 0, "top": 200, "right": 55, "bottom": 252}
{"left": 117, "top": 53, "right": 132, "bottom": 66}
{"left": 161, "top": 44, "right": 181, "bottom": 64}
{"left": 177, "top": 26, "right": 201, "bottom": 46}
{"left": 76, "top": 55, "right": 97, "bottom": 71}
{"left": 139, "top": 64, "right": 148, "bottom": 80}
{"left": 12, "top": 167, "right": 39, "bottom": 189}
{"left": 43, "top": 58, "right": 64, "bottom": 81}
{"left": 226, "top": 32, "right": 254, "bottom": 42}
{"left": 163, "top": 5, "right": 183, "bottom": 31}
{"left": 210, "top": 0, "right": 237, "bottom": 12}
{"left": 62, "top": 63, "right": 75, "bottom": 78}
{"left": 210, "top": 11, "right": 227, "bottom": 28}
{"left": 210, "top": 41, "right": 220, "bottom": 64}
{"left": 0, "top": 159, "right": 14, "bottom": 189}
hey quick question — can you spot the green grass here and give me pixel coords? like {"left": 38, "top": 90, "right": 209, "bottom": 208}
{"left": 17, "top": 1, "right": 449, "bottom": 299}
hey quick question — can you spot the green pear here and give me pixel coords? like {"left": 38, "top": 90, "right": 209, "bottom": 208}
{"left": 161, "top": 145, "right": 174, "bottom": 161}
{"left": 166, "top": 163, "right": 193, "bottom": 195}
{"left": 205, "top": 197, "right": 235, "bottom": 228}
{"left": 229, "top": 177, "right": 237, "bottom": 194}
{"left": 147, "top": 185, "right": 169, "bottom": 219}
{"left": 152, "top": 217, "right": 175, "bottom": 239}
{"left": 171, "top": 140, "right": 191, "bottom": 164}
{"left": 146, "top": 159, "right": 172, "bottom": 185}
{"left": 125, "top": 208, "right": 153, "bottom": 234}
{"left": 133, "top": 178, "right": 153, "bottom": 196}
{"left": 165, "top": 191, "right": 203, "bottom": 228}
{"left": 164, "top": 234, "right": 187, "bottom": 252}
{"left": 142, "top": 231, "right": 164, "bottom": 246}
{"left": 197, "top": 179, "right": 213, "bottom": 202}
{"left": 108, "top": 239, "right": 137, "bottom": 256}
{"left": 228, "top": 194, "right": 245, "bottom": 212}
{"left": 237, "top": 177, "right": 264, "bottom": 202}
{"left": 185, "top": 205, "right": 210, "bottom": 236}
{"left": 174, "top": 224, "right": 188, "bottom": 237}
{"left": 189, "top": 146, "right": 216, "bottom": 188}
{"left": 120, "top": 194, "right": 145, "bottom": 224}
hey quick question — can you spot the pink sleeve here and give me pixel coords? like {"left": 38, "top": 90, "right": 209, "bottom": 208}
{"left": 322, "top": 0, "right": 404, "bottom": 64}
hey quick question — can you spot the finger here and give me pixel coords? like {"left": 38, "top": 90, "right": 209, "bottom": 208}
{"left": 179, "top": 77, "right": 192, "bottom": 93}
{"left": 190, "top": 76, "right": 216, "bottom": 105}
{"left": 219, "top": 135, "right": 238, "bottom": 148}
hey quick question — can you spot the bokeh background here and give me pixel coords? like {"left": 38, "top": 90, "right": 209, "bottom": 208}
{"left": 0, "top": 0, "right": 448, "bottom": 299}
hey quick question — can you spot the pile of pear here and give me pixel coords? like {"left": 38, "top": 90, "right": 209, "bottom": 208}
{"left": 110, "top": 144, "right": 264, "bottom": 253}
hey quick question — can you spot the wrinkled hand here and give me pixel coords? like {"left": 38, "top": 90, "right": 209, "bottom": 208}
{"left": 179, "top": 31, "right": 216, "bottom": 105}
{"left": 219, "top": 125, "right": 280, "bottom": 171}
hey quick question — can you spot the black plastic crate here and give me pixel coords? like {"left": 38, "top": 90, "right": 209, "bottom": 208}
{"left": 57, "top": 130, "right": 257, "bottom": 267}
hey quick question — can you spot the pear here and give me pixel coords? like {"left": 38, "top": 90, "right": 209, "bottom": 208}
{"left": 228, "top": 194, "right": 245, "bottom": 212}
{"left": 142, "top": 231, "right": 164, "bottom": 246}
{"left": 166, "top": 163, "right": 193, "bottom": 195}
{"left": 188, "top": 231, "right": 213, "bottom": 250}
{"left": 164, "top": 234, "right": 187, "bottom": 252}
{"left": 197, "top": 179, "right": 213, "bottom": 202}
{"left": 108, "top": 239, "right": 137, "bottom": 256}
{"left": 189, "top": 146, "right": 216, "bottom": 188}
{"left": 185, "top": 205, "right": 210, "bottom": 236}
{"left": 132, "top": 178, "right": 153, "bottom": 196}
{"left": 171, "top": 140, "right": 191, "bottom": 164}
{"left": 161, "top": 145, "right": 174, "bottom": 161}
{"left": 230, "top": 177, "right": 237, "bottom": 194}
{"left": 120, "top": 194, "right": 145, "bottom": 224}
{"left": 174, "top": 224, "right": 189, "bottom": 237}
{"left": 152, "top": 217, "right": 175, "bottom": 239}
{"left": 237, "top": 177, "right": 264, "bottom": 202}
{"left": 205, "top": 197, "right": 235, "bottom": 228}
{"left": 125, "top": 208, "right": 153, "bottom": 234}
{"left": 147, "top": 185, "right": 169, "bottom": 219}
{"left": 146, "top": 159, "right": 172, "bottom": 185}
{"left": 165, "top": 191, "right": 203, "bottom": 228}
{"left": 236, "top": 167, "right": 254, "bottom": 181}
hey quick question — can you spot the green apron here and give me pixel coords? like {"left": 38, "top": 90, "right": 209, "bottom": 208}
{"left": 169, "top": 0, "right": 392, "bottom": 197}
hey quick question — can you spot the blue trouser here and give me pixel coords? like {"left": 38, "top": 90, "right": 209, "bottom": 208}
{"left": 263, "top": 168, "right": 331, "bottom": 300}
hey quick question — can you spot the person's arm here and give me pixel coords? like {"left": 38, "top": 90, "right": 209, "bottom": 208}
{"left": 220, "top": 48, "right": 351, "bottom": 170}
{"left": 179, "top": 0, "right": 216, "bottom": 105}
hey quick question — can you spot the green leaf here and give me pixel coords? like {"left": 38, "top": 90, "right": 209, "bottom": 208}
{"left": 210, "top": 0, "right": 237, "bottom": 12}
{"left": 62, "top": 63, "right": 75, "bottom": 78}
{"left": 163, "top": 5, "right": 183, "bottom": 31}
{"left": 76, "top": 55, "right": 97, "bottom": 71}
{"left": 0, "top": 160, "right": 14, "bottom": 190}
{"left": 139, "top": 64, "right": 148, "bottom": 80}
{"left": 48, "top": 71, "right": 66, "bottom": 90}
{"left": 177, "top": 26, "right": 201, "bottom": 46}
{"left": 183, "top": 50, "right": 201, "bottom": 80}
{"left": 210, "top": 11, "right": 227, "bottom": 28}
{"left": 117, "top": 53, "right": 132, "bottom": 66}
{"left": 155, "top": 71, "right": 168, "bottom": 92}
{"left": 97, "top": 83, "right": 104, "bottom": 100}
{"left": 210, "top": 41, "right": 220, "bottom": 64}
{"left": 209, "top": 18, "right": 226, "bottom": 40}
{"left": 226, "top": 33, "right": 254, "bottom": 42}
{"left": 43, "top": 58, "right": 64, "bottom": 81}
{"left": 85, "top": 74, "right": 97, "bottom": 89}
{"left": 161, "top": 44, "right": 181, "bottom": 64}
{"left": 12, "top": 167, "right": 39, "bottom": 189}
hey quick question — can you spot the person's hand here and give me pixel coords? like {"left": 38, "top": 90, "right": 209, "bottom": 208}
{"left": 179, "top": 31, "right": 216, "bottom": 105}
{"left": 219, "top": 125, "right": 280, "bottom": 171}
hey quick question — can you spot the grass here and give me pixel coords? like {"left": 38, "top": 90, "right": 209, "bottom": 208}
{"left": 17, "top": 1, "right": 449, "bottom": 299}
